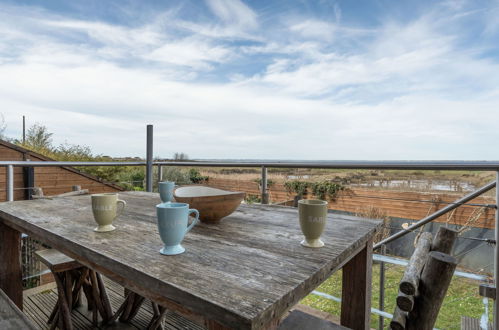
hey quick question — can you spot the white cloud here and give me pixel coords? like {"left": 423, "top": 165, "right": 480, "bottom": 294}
{"left": 205, "top": 0, "right": 258, "bottom": 30}
{"left": 0, "top": 1, "right": 499, "bottom": 161}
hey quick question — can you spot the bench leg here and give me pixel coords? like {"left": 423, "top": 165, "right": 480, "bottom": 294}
{"left": 341, "top": 239, "right": 373, "bottom": 330}
{"left": 0, "top": 222, "right": 23, "bottom": 309}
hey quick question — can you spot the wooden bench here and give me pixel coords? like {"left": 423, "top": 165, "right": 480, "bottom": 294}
{"left": 35, "top": 249, "right": 113, "bottom": 329}
{"left": 0, "top": 288, "right": 37, "bottom": 329}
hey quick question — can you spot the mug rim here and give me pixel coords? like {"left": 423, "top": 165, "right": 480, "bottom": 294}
{"left": 298, "top": 199, "right": 328, "bottom": 206}
{"left": 156, "top": 202, "right": 188, "bottom": 208}
{"left": 159, "top": 181, "right": 175, "bottom": 185}
{"left": 91, "top": 193, "right": 117, "bottom": 197}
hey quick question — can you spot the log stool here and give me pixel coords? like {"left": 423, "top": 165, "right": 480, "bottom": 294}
{"left": 111, "top": 288, "right": 167, "bottom": 330}
{"left": 35, "top": 249, "right": 113, "bottom": 329}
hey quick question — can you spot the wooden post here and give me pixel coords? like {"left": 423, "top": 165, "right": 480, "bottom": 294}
{"left": 0, "top": 221, "right": 23, "bottom": 309}
{"left": 399, "top": 232, "right": 432, "bottom": 295}
{"left": 341, "top": 239, "right": 372, "bottom": 329}
{"left": 396, "top": 291, "right": 414, "bottom": 312}
{"left": 390, "top": 307, "right": 407, "bottom": 330}
{"left": 406, "top": 251, "right": 457, "bottom": 330}
{"left": 431, "top": 227, "right": 458, "bottom": 254}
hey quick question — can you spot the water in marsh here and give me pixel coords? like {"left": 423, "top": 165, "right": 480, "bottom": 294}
{"left": 350, "top": 179, "right": 477, "bottom": 192}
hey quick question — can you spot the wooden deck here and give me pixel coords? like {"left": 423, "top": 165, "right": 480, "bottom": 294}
{"left": 23, "top": 277, "right": 203, "bottom": 329}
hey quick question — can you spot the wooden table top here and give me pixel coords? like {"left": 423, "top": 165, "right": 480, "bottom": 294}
{"left": 0, "top": 192, "right": 380, "bottom": 329}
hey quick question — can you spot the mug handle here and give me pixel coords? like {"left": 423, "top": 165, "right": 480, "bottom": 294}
{"left": 116, "top": 199, "right": 126, "bottom": 218}
{"left": 185, "top": 209, "right": 199, "bottom": 234}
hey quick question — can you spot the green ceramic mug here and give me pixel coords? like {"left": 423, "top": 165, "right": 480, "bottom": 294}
{"left": 91, "top": 193, "right": 126, "bottom": 232}
{"left": 298, "top": 199, "right": 328, "bottom": 248}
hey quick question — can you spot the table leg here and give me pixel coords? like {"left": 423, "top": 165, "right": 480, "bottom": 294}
{"left": 0, "top": 221, "right": 23, "bottom": 309}
{"left": 341, "top": 239, "right": 373, "bottom": 330}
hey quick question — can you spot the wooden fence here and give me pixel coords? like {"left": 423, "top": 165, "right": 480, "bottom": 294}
{"left": 204, "top": 177, "right": 496, "bottom": 229}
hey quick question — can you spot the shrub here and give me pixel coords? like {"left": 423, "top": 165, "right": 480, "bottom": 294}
{"left": 310, "top": 181, "right": 345, "bottom": 201}
{"left": 284, "top": 180, "right": 309, "bottom": 196}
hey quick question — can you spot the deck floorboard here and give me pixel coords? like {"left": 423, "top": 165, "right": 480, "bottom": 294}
{"left": 23, "top": 278, "right": 204, "bottom": 330}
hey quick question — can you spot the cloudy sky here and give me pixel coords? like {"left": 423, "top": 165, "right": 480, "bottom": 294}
{"left": 0, "top": 0, "right": 498, "bottom": 160}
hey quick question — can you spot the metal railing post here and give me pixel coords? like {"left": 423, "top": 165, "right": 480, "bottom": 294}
{"left": 495, "top": 171, "right": 499, "bottom": 329}
{"left": 261, "top": 166, "right": 269, "bottom": 204}
{"left": 157, "top": 164, "right": 163, "bottom": 184}
{"left": 146, "top": 125, "right": 153, "bottom": 192}
{"left": 379, "top": 244, "right": 386, "bottom": 330}
{"left": 6, "top": 165, "right": 13, "bottom": 202}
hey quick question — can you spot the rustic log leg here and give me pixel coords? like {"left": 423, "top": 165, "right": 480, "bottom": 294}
{"left": 128, "top": 295, "right": 145, "bottom": 321}
{"left": 65, "top": 271, "right": 73, "bottom": 311}
{"left": 108, "top": 297, "right": 128, "bottom": 324}
{"left": 120, "top": 292, "right": 137, "bottom": 322}
{"left": 96, "top": 272, "right": 113, "bottom": 322}
{"left": 48, "top": 303, "right": 58, "bottom": 324}
{"left": 341, "top": 239, "right": 372, "bottom": 330}
{"left": 82, "top": 279, "right": 94, "bottom": 311}
{"left": 0, "top": 221, "right": 22, "bottom": 309}
{"left": 147, "top": 306, "right": 167, "bottom": 330}
{"left": 53, "top": 272, "right": 73, "bottom": 330}
{"left": 71, "top": 268, "right": 88, "bottom": 309}
{"left": 49, "top": 312, "right": 58, "bottom": 330}
{"left": 89, "top": 270, "right": 106, "bottom": 321}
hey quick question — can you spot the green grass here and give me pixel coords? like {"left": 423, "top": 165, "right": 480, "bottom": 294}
{"left": 301, "top": 262, "right": 493, "bottom": 329}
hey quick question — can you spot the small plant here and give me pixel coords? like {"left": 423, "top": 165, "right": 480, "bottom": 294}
{"left": 161, "top": 166, "right": 191, "bottom": 185}
{"left": 188, "top": 168, "right": 208, "bottom": 184}
{"left": 245, "top": 194, "right": 261, "bottom": 204}
{"left": 254, "top": 178, "right": 274, "bottom": 187}
{"left": 310, "top": 181, "right": 345, "bottom": 201}
{"left": 284, "top": 180, "right": 309, "bottom": 197}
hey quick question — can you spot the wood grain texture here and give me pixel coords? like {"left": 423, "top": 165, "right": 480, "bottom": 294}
{"left": 340, "top": 239, "right": 373, "bottom": 330}
{"left": 35, "top": 249, "right": 82, "bottom": 273}
{"left": 399, "top": 232, "right": 432, "bottom": 295}
{"left": 0, "top": 289, "right": 37, "bottom": 329}
{"left": 396, "top": 291, "right": 414, "bottom": 312}
{"left": 406, "top": 252, "right": 457, "bottom": 330}
{"left": 431, "top": 227, "right": 458, "bottom": 254}
{"left": 277, "top": 310, "right": 349, "bottom": 330}
{"left": 0, "top": 221, "right": 23, "bottom": 309}
{"left": 0, "top": 192, "right": 380, "bottom": 329}
{"left": 390, "top": 307, "right": 407, "bottom": 330}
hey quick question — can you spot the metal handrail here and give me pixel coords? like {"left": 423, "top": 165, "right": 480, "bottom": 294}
{"left": 0, "top": 159, "right": 498, "bottom": 169}
{"left": 374, "top": 180, "right": 497, "bottom": 249}
{"left": 1, "top": 158, "right": 498, "bottom": 328}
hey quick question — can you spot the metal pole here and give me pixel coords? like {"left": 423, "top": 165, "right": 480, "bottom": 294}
{"left": 379, "top": 244, "right": 386, "bottom": 330}
{"left": 146, "top": 125, "right": 153, "bottom": 192}
{"left": 374, "top": 180, "right": 496, "bottom": 249}
{"left": 495, "top": 171, "right": 499, "bottom": 330}
{"left": 6, "top": 165, "right": 14, "bottom": 202}
{"left": 22, "top": 116, "right": 25, "bottom": 144}
{"left": 261, "top": 166, "right": 269, "bottom": 204}
{"left": 157, "top": 164, "right": 163, "bottom": 184}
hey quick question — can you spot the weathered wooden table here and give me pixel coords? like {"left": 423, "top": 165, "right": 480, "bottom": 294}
{"left": 0, "top": 192, "right": 380, "bottom": 330}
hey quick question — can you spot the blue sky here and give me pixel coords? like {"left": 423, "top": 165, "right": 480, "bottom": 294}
{"left": 0, "top": 0, "right": 498, "bottom": 159}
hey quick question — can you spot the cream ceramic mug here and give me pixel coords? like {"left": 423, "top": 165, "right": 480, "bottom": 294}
{"left": 298, "top": 199, "right": 328, "bottom": 248}
{"left": 91, "top": 193, "right": 126, "bottom": 232}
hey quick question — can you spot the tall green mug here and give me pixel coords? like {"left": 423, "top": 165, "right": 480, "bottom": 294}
{"left": 91, "top": 193, "right": 126, "bottom": 232}
{"left": 298, "top": 199, "right": 328, "bottom": 248}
